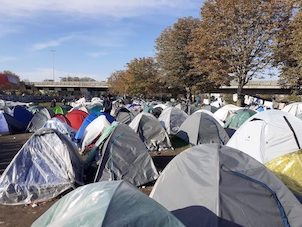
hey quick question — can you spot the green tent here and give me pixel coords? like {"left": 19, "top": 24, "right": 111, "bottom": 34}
{"left": 224, "top": 109, "right": 256, "bottom": 130}
{"left": 32, "top": 181, "right": 183, "bottom": 227}
{"left": 53, "top": 106, "right": 64, "bottom": 115}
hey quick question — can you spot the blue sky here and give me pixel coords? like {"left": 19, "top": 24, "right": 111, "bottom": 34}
{"left": 0, "top": 0, "right": 202, "bottom": 82}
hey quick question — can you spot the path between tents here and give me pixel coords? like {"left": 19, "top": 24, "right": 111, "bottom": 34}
{"left": 0, "top": 133, "right": 187, "bottom": 227}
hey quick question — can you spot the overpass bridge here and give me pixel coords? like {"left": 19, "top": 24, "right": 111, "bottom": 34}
{"left": 26, "top": 80, "right": 291, "bottom": 96}
{"left": 27, "top": 81, "right": 109, "bottom": 96}
{"left": 211, "top": 80, "right": 291, "bottom": 95}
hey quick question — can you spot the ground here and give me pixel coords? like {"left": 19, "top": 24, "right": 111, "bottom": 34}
{"left": 0, "top": 133, "right": 188, "bottom": 227}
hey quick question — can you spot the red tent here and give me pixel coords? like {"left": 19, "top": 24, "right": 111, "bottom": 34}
{"left": 66, "top": 110, "right": 88, "bottom": 130}
{"left": 53, "top": 114, "right": 71, "bottom": 126}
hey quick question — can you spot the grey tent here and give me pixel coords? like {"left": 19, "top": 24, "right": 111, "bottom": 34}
{"left": 201, "top": 105, "right": 218, "bottom": 113}
{"left": 0, "top": 128, "right": 83, "bottom": 205}
{"left": 43, "top": 118, "right": 76, "bottom": 140}
{"left": 92, "top": 123, "right": 159, "bottom": 186}
{"left": 27, "top": 107, "right": 51, "bottom": 132}
{"left": 115, "top": 106, "right": 134, "bottom": 125}
{"left": 32, "top": 181, "right": 183, "bottom": 227}
{"left": 158, "top": 107, "right": 188, "bottom": 135}
{"left": 176, "top": 112, "right": 229, "bottom": 145}
{"left": 150, "top": 144, "right": 302, "bottom": 227}
{"left": 129, "top": 112, "right": 172, "bottom": 151}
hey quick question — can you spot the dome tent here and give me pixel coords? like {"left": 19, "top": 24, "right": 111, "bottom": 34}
{"left": 0, "top": 112, "right": 25, "bottom": 134}
{"left": 27, "top": 107, "right": 51, "bottom": 132}
{"left": 66, "top": 109, "right": 88, "bottom": 130}
{"left": 214, "top": 104, "right": 241, "bottom": 122}
{"left": 227, "top": 110, "right": 302, "bottom": 164}
{"left": 150, "top": 144, "right": 302, "bottom": 227}
{"left": 115, "top": 106, "right": 135, "bottom": 125}
{"left": 80, "top": 115, "right": 111, "bottom": 153}
{"left": 91, "top": 123, "right": 159, "bottom": 187}
{"left": 158, "top": 107, "right": 188, "bottom": 135}
{"left": 0, "top": 128, "right": 83, "bottom": 205}
{"left": 129, "top": 112, "right": 172, "bottom": 151}
{"left": 176, "top": 112, "right": 229, "bottom": 146}
{"left": 32, "top": 181, "right": 183, "bottom": 227}
{"left": 75, "top": 113, "right": 99, "bottom": 141}
{"left": 43, "top": 118, "right": 76, "bottom": 140}
{"left": 282, "top": 102, "right": 302, "bottom": 117}
{"left": 12, "top": 105, "right": 33, "bottom": 131}
{"left": 227, "top": 110, "right": 302, "bottom": 195}
{"left": 224, "top": 109, "right": 256, "bottom": 130}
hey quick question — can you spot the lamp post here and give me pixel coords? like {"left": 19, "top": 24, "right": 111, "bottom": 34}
{"left": 50, "top": 49, "right": 56, "bottom": 81}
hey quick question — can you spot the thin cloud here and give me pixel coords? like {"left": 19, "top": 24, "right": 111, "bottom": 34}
{"left": 0, "top": 0, "right": 199, "bottom": 19}
{"left": 0, "top": 56, "right": 16, "bottom": 63}
{"left": 30, "top": 35, "right": 73, "bottom": 51}
{"left": 87, "top": 51, "right": 108, "bottom": 58}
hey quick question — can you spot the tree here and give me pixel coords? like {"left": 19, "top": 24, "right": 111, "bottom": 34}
{"left": 107, "top": 70, "right": 131, "bottom": 96}
{"left": 274, "top": 5, "right": 302, "bottom": 94}
{"left": 108, "top": 57, "right": 160, "bottom": 98}
{"left": 126, "top": 57, "right": 159, "bottom": 97}
{"left": 156, "top": 17, "right": 216, "bottom": 96}
{"left": 190, "top": 0, "right": 293, "bottom": 106}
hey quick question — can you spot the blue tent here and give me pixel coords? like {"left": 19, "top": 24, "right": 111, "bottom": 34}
{"left": 75, "top": 113, "right": 99, "bottom": 140}
{"left": 101, "top": 112, "right": 115, "bottom": 123}
{"left": 13, "top": 106, "right": 33, "bottom": 131}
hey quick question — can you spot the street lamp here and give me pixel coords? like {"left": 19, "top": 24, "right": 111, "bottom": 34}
{"left": 50, "top": 49, "right": 56, "bottom": 81}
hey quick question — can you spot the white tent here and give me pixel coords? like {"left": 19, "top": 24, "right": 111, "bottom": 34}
{"left": 213, "top": 104, "right": 241, "bottom": 122}
{"left": 227, "top": 110, "right": 302, "bottom": 164}
{"left": 81, "top": 115, "right": 110, "bottom": 152}
{"left": 282, "top": 102, "right": 302, "bottom": 117}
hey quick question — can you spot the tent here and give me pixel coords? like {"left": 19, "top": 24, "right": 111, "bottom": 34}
{"left": 92, "top": 123, "right": 159, "bottom": 186}
{"left": 0, "top": 112, "right": 9, "bottom": 134}
{"left": 12, "top": 105, "right": 33, "bottom": 131}
{"left": 80, "top": 115, "right": 110, "bottom": 152}
{"left": 195, "top": 109, "right": 224, "bottom": 126}
{"left": 27, "top": 105, "right": 45, "bottom": 114}
{"left": 227, "top": 110, "right": 302, "bottom": 164}
{"left": 282, "top": 102, "right": 302, "bottom": 117}
{"left": 87, "top": 104, "right": 103, "bottom": 114}
{"left": 0, "top": 112, "right": 26, "bottom": 134}
{"left": 61, "top": 105, "right": 72, "bottom": 113}
{"left": 158, "top": 107, "right": 188, "bottom": 135}
{"left": 66, "top": 109, "right": 88, "bottom": 130}
{"left": 53, "top": 114, "right": 71, "bottom": 126}
{"left": 129, "top": 113, "right": 172, "bottom": 151}
{"left": 75, "top": 113, "right": 99, "bottom": 141}
{"left": 213, "top": 104, "right": 241, "bottom": 122}
{"left": 27, "top": 107, "right": 51, "bottom": 132}
{"left": 53, "top": 106, "right": 64, "bottom": 115}
{"left": 0, "top": 128, "right": 83, "bottom": 205}
{"left": 176, "top": 112, "right": 229, "bottom": 146}
{"left": 32, "top": 181, "right": 183, "bottom": 227}
{"left": 200, "top": 105, "right": 218, "bottom": 113}
{"left": 43, "top": 118, "right": 76, "bottom": 140}
{"left": 224, "top": 109, "right": 256, "bottom": 130}
{"left": 115, "top": 107, "right": 135, "bottom": 125}
{"left": 150, "top": 144, "right": 302, "bottom": 227}
{"left": 227, "top": 110, "right": 302, "bottom": 195}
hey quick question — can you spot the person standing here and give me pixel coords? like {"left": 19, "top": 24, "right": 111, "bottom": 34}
{"left": 103, "top": 96, "right": 112, "bottom": 114}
